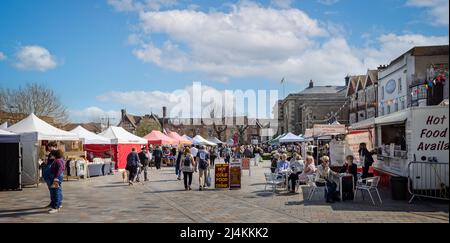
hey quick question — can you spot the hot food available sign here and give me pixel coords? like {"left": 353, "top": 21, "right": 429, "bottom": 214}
{"left": 411, "top": 108, "right": 449, "bottom": 162}
{"left": 214, "top": 164, "right": 230, "bottom": 189}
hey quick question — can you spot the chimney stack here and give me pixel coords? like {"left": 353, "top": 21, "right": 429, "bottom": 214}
{"left": 121, "top": 109, "right": 126, "bottom": 119}
{"left": 162, "top": 106, "right": 167, "bottom": 118}
{"left": 309, "top": 80, "right": 314, "bottom": 89}
{"left": 345, "top": 75, "right": 350, "bottom": 86}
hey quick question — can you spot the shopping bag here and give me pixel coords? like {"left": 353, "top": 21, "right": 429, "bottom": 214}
{"left": 206, "top": 174, "right": 212, "bottom": 187}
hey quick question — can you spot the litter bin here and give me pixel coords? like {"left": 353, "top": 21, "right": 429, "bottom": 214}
{"left": 391, "top": 176, "right": 408, "bottom": 200}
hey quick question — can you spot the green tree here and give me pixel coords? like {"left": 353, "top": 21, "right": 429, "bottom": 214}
{"left": 136, "top": 118, "right": 162, "bottom": 137}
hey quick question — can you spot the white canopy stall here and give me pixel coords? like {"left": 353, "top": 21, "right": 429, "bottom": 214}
{"left": 279, "top": 133, "right": 305, "bottom": 143}
{"left": 6, "top": 114, "right": 79, "bottom": 185}
{"left": 192, "top": 135, "right": 217, "bottom": 146}
{"left": 70, "top": 126, "right": 111, "bottom": 145}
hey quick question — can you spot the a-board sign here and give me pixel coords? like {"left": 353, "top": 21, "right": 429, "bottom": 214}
{"left": 214, "top": 164, "right": 229, "bottom": 189}
{"left": 229, "top": 160, "right": 241, "bottom": 189}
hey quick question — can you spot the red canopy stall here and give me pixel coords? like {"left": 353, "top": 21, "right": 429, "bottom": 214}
{"left": 99, "top": 127, "right": 148, "bottom": 169}
{"left": 144, "top": 131, "right": 177, "bottom": 145}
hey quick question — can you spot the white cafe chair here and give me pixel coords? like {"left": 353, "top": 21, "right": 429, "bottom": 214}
{"left": 306, "top": 174, "right": 328, "bottom": 201}
{"left": 264, "top": 173, "right": 284, "bottom": 195}
{"left": 355, "top": 176, "right": 382, "bottom": 206}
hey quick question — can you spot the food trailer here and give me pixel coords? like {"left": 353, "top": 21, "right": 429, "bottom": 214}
{"left": 373, "top": 106, "right": 449, "bottom": 188}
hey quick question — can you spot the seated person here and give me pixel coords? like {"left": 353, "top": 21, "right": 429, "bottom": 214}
{"left": 339, "top": 155, "right": 358, "bottom": 201}
{"left": 298, "top": 155, "right": 316, "bottom": 183}
{"left": 270, "top": 153, "right": 280, "bottom": 173}
{"left": 276, "top": 154, "right": 290, "bottom": 172}
{"left": 276, "top": 154, "right": 290, "bottom": 183}
{"left": 316, "top": 156, "right": 339, "bottom": 203}
{"left": 288, "top": 155, "right": 305, "bottom": 193}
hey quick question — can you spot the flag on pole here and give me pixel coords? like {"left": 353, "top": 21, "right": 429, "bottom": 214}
{"left": 280, "top": 77, "right": 285, "bottom": 84}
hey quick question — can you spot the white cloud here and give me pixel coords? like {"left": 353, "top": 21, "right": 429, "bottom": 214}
{"left": 96, "top": 83, "right": 279, "bottom": 120}
{"left": 15, "top": 45, "right": 58, "bottom": 72}
{"left": 108, "top": 0, "right": 177, "bottom": 12}
{"left": 406, "top": 0, "right": 449, "bottom": 26}
{"left": 70, "top": 106, "right": 121, "bottom": 123}
{"left": 270, "top": 0, "right": 293, "bottom": 9}
{"left": 114, "top": 2, "right": 448, "bottom": 86}
{"left": 357, "top": 34, "right": 449, "bottom": 69}
{"left": 317, "top": 0, "right": 339, "bottom": 5}
{"left": 0, "top": 52, "right": 6, "bottom": 61}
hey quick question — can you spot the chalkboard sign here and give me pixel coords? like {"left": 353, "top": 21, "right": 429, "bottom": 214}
{"left": 215, "top": 164, "right": 230, "bottom": 189}
{"left": 229, "top": 160, "right": 241, "bottom": 189}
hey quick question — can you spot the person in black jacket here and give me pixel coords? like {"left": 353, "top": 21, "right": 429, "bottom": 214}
{"left": 138, "top": 147, "right": 150, "bottom": 182}
{"left": 359, "top": 143, "right": 376, "bottom": 178}
{"left": 153, "top": 146, "right": 163, "bottom": 170}
{"left": 126, "top": 148, "right": 140, "bottom": 186}
{"left": 175, "top": 146, "right": 184, "bottom": 180}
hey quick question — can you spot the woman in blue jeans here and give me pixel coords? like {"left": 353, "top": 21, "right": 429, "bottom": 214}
{"left": 43, "top": 149, "right": 65, "bottom": 214}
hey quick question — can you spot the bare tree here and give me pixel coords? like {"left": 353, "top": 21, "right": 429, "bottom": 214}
{"left": 236, "top": 124, "right": 249, "bottom": 145}
{"left": 0, "top": 83, "right": 68, "bottom": 124}
{"left": 209, "top": 105, "right": 227, "bottom": 141}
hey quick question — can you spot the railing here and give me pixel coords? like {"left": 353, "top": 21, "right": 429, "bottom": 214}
{"left": 408, "top": 161, "right": 449, "bottom": 203}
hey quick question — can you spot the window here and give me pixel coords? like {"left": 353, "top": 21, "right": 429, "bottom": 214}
{"left": 381, "top": 86, "right": 385, "bottom": 99}
{"left": 380, "top": 104, "right": 384, "bottom": 116}
{"left": 401, "top": 100, "right": 405, "bottom": 110}
{"left": 387, "top": 105, "right": 391, "bottom": 114}
{"left": 398, "top": 78, "right": 402, "bottom": 93}
{"left": 395, "top": 101, "right": 399, "bottom": 112}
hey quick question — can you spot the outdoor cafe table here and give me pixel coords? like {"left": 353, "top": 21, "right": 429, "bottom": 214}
{"left": 279, "top": 169, "right": 292, "bottom": 190}
{"left": 333, "top": 173, "right": 354, "bottom": 200}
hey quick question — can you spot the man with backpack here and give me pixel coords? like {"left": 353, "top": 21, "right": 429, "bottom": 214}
{"left": 196, "top": 145, "right": 210, "bottom": 191}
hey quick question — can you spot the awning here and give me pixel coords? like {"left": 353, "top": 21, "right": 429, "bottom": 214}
{"left": 349, "top": 117, "right": 375, "bottom": 130}
{"left": 375, "top": 110, "right": 409, "bottom": 126}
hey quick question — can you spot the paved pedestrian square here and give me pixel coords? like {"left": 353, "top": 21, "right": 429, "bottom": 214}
{"left": 0, "top": 161, "right": 448, "bottom": 223}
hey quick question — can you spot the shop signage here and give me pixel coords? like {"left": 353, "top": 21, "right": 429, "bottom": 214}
{"left": 214, "top": 164, "right": 230, "bottom": 189}
{"left": 386, "top": 79, "right": 396, "bottom": 94}
{"left": 313, "top": 124, "right": 346, "bottom": 136}
{"left": 345, "top": 131, "right": 374, "bottom": 163}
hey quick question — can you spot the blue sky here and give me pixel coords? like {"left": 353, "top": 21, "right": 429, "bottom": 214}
{"left": 0, "top": 0, "right": 448, "bottom": 122}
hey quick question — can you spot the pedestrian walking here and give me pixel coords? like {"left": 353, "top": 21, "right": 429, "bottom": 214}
{"left": 126, "top": 147, "right": 140, "bottom": 185}
{"left": 196, "top": 145, "right": 210, "bottom": 191}
{"left": 175, "top": 145, "right": 184, "bottom": 180}
{"left": 153, "top": 145, "right": 163, "bottom": 170}
{"left": 138, "top": 146, "right": 150, "bottom": 182}
{"left": 181, "top": 148, "right": 196, "bottom": 190}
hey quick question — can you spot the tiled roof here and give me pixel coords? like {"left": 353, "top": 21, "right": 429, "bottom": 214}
{"left": 300, "top": 85, "right": 347, "bottom": 94}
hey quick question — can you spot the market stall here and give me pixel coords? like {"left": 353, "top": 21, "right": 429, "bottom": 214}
{"left": 70, "top": 126, "right": 114, "bottom": 177}
{"left": 208, "top": 137, "right": 224, "bottom": 145}
{"left": 373, "top": 106, "right": 449, "bottom": 188}
{"left": 0, "top": 122, "right": 7, "bottom": 129}
{"left": 192, "top": 135, "right": 217, "bottom": 146}
{"left": 6, "top": 113, "right": 79, "bottom": 186}
{"left": 0, "top": 130, "right": 22, "bottom": 190}
{"left": 99, "top": 126, "right": 147, "bottom": 170}
{"left": 167, "top": 131, "right": 192, "bottom": 145}
{"left": 144, "top": 130, "right": 177, "bottom": 145}
{"left": 182, "top": 135, "right": 193, "bottom": 143}
{"left": 279, "top": 133, "right": 304, "bottom": 143}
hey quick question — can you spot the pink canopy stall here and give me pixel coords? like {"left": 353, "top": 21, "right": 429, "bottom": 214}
{"left": 144, "top": 131, "right": 177, "bottom": 145}
{"left": 167, "top": 131, "right": 192, "bottom": 145}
